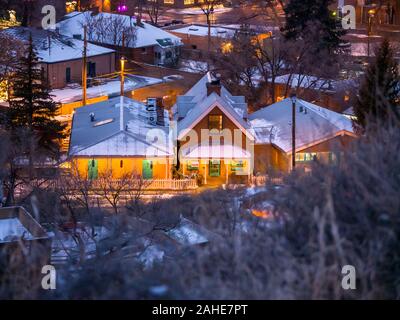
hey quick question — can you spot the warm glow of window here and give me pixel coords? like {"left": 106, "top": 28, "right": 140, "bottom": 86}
{"left": 0, "top": 80, "right": 9, "bottom": 101}
{"left": 209, "top": 115, "right": 223, "bottom": 131}
{"left": 221, "top": 42, "right": 233, "bottom": 54}
{"left": 164, "top": 0, "right": 174, "bottom": 3}
{"left": 184, "top": 0, "right": 195, "bottom": 4}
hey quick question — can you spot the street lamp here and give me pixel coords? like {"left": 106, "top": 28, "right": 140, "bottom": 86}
{"left": 367, "top": 8, "right": 376, "bottom": 59}
{"left": 120, "top": 56, "right": 126, "bottom": 97}
{"left": 290, "top": 93, "right": 296, "bottom": 171}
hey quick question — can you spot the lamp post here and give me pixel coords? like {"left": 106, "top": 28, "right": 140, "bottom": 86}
{"left": 290, "top": 93, "right": 296, "bottom": 171}
{"left": 120, "top": 56, "right": 126, "bottom": 97}
{"left": 367, "top": 9, "right": 375, "bottom": 59}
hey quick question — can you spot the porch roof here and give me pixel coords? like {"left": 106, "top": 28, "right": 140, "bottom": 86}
{"left": 181, "top": 144, "right": 252, "bottom": 159}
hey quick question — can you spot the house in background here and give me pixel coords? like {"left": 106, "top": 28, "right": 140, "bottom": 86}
{"left": 57, "top": 11, "right": 183, "bottom": 67}
{"left": 270, "top": 74, "right": 356, "bottom": 113}
{"left": 168, "top": 24, "right": 272, "bottom": 59}
{"left": 2, "top": 26, "right": 116, "bottom": 89}
{"left": 173, "top": 72, "right": 255, "bottom": 186}
{"left": 68, "top": 96, "right": 173, "bottom": 180}
{"left": 249, "top": 98, "right": 357, "bottom": 174}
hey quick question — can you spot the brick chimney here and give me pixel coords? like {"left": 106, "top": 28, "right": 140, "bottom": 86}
{"left": 206, "top": 78, "right": 222, "bottom": 96}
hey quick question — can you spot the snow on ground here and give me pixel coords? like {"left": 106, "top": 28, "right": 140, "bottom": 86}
{"left": 179, "top": 59, "right": 209, "bottom": 74}
{"left": 139, "top": 245, "right": 165, "bottom": 269}
{"left": 51, "top": 75, "right": 162, "bottom": 103}
{"left": 167, "top": 6, "right": 232, "bottom": 15}
{"left": 167, "top": 218, "right": 208, "bottom": 246}
{"left": 346, "top": 33, "right": 382, "bottom": 39}
{"left": 245, "top": 186, "right": 266, "bottom": 197}
{"left": 351, "top": 42, "right": 378, "bottom": 57}
{"left": 0, "top": 218, "right": 34, "bottom": 242}
{"left": 51, "top": 225, "right": 110, "bottom": 264}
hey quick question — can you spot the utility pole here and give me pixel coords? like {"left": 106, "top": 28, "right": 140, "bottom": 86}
{"left": 82, "top": 25, "right": 87, "bottom": 106}
{"left": 291, "top": 93, "right": 296, "bottom": 171}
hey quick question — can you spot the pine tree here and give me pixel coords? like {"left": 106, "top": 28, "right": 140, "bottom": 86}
{"left": 354, "top": 39, "right": 400, "bottom": 130}
{"left": 283, "top": 0, "right": 345, "bottom": 52}
{"left": 6, "top": 34, "right": 66, "bottom": 161}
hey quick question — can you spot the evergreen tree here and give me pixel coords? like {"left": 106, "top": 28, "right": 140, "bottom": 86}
{"left": 6, "top": 34, "right": 66, "bottom": 161}
{"left": 354, "top": 39, "right": 400, "bottom": 130}
{"left": 283, "top": 0, "right": 345, "bottom": 52}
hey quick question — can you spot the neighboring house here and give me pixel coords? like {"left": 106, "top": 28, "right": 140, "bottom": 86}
{"left": 57, "top": 11, "right": 183, "bottom": 66}
{"left": 168, "top": 24, "right": 271, "bottom": 57}
{"left": 249, "top": 98, "right": 357, "bottom": 174}
{"left": 2, "top": 27, "right": 116, "bottom": 89}
{"left": 173, "top": 72, "right": 255, "bottom": 186}
{"left": 68, "top": 96, "right": 173, "bottom": 179}
{"left": 270, "top": 74, "right": 356, "bottom": 113}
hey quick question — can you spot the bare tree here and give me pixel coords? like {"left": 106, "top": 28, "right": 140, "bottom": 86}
{"left": 82, "top": 11, "right": 137, "bottom": 48}
{"left": 197, "top": 0, "right": 224, "bottom": 52}
{"left": 144, "top": 0, "right": 164, "bottom": 26}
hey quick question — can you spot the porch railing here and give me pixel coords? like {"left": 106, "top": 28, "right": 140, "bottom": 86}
{"left": 251, "top": 175, "right": 284, "bottom": 186}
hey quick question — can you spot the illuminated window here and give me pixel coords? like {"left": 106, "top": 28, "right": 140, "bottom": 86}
{"left": 209, "top": 115, "right": 223, "bottom": 131}
{"left": 184, "top": 0, "right": 195, "bottom": 4}
{"left": 164, "top": 0, "right": 174, "bottom": 4}
{"left": 221, "top": 42, "right": 233, "bottom": 54}
{"left": 295, "top": 153, "right": 317, "bottom": 162}
{"left": 187, "top": 160, "right": 199, "bottom": 171}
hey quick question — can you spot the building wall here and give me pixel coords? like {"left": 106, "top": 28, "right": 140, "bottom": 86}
{"left": 179, "top": 105, "right": 253, "bottom": 185}
{"left": 169, "top": 32, "right": 224, "bottom": 53}
{"left": 273, "top": 83, "right": 351, "bottom": 113}
{"left": 42, "top": 52, "right": 115, "bottom": 89}
{"left": 71, "top": 157, "right": 170, "bottom": 179}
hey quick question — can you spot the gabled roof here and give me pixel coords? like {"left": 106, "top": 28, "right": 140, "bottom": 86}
{"left": 1, "top": 26, "right": 115, "bottom": 64}
{"left": 69, "top": 96, "right": 172, "bottom": 157}
{"left": 57, "top": 11, "right": 182, "bottom": 49}
{"left": 174, "top": 72, "right": 253, "bottom": 140}
{"left": 249, "top": 98, "right": 356, "bottom": 153}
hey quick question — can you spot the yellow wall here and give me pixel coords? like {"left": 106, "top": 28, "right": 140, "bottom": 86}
{"left": 58, "top": 96, "right": 109, "bottom": 115}
{"left": 71, "top": 157, "right": 171, "bottom": 179}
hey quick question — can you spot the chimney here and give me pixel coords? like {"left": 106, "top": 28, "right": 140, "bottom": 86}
{"left": 155, "top": 98, "right": 165, "bottom": 127}
{"left": 206, "top": 79, "right": 222, "bottom": 96}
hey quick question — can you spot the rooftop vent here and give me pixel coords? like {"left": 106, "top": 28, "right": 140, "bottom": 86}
{"left": 89, "top": 112, "right": 95, "bottom": 122}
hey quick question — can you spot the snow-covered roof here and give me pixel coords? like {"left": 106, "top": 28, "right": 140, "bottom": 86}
{"left": 174, "top": 72, "right": 252, "bottom": 140}
{"left": 171, "top": 25, "right": 237, "bottom": 38}
{"left": 0, "top": 207, "right": 49, "bottom": 243}
{"left": 69, "top": 96, "right": 172, "bottom": 157}
{"left": 249, "top": 98, "right": 356, "bottom": 153}
{"left": 57, "top": 11, "right": 182, "bottom": 49}
{"left": 1, "top": 27, "right": 115, "bottom": 64}
{"left": 181, "top": 144, "right": 252, "bottom": 159}
{"left": 51, "top": 74, "right": 162, "bottom": 103}
{"left": 273, "top": 74, "right": 339, "bottom": 93}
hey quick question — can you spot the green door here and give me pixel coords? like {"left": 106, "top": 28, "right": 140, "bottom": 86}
{"left": 88, "top": 159, "right": 98, "bottom": 180}
{"left": 142, "top": 160, "right": 153, "bottom": 180}
{"left": 209, "top": 160, "right": 221, "bottom": 177}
